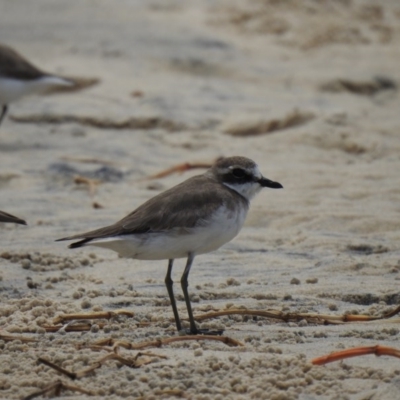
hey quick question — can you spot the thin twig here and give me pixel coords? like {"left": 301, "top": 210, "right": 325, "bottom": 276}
{"left": 74, "top": 363, "right": 102, "bottom": 378}
{"left": 145, "top": 159, "right": 220, "bottom": 180}
{"left": 90, "top": 335, "right": 243, "bottom": 352}
{"left": 53, "top": 310, "right": 134, "bottom": 325}
{"left": 0, "top": 333, "right": 37, "bottom": 342}
{"left": 224, "top": 110, "right": 315, "bottom": 137}
{"left": 39, "top": 358, "right": 99, "bottom": 380}
{"left": 96, "top": 352, "right": 137, "bottom": 368}
{"left": 60, "top": 155, "right": 117, "bottom": 166}
{"left": 73, "top": 175, "right": 102, "bottom": 196}
{"left": 23, "top": 380, "right": 95, "bottom": 400}
{"left": 312, "top": 344, "right": 400, "bottom": 365}
{"left": 37, "top": 358, "right": 77, "bottom": 380}
{"left": 194, "top": 305, "right": 400, "bottom": 325}
{"left": 42, "top": 322, "right": 106, "bottom": 333}
{"left": 136, "top": 389, "right": 188, "bottom": 399}
{"left": 10, "top": 114, "right": 187, "bottom": 132}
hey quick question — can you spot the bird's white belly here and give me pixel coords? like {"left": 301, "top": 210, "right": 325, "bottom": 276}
{"left": 87, "top": 206, "right": 248, "bottom": 260}
{"left": 0, "top": 78, "right": 30, "bottom": 104}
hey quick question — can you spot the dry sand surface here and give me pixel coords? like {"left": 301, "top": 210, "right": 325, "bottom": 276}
{"left": 1, "top": 0, "right": 400, "bottom": 399}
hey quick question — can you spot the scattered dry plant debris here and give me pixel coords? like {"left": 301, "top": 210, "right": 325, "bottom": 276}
{"left": 82, "top": 335, "right": 243, "bottom": 352}
{"left": 320, "top": 76, "right": 396, "bottom": 96}
{"left": 224, "top": 110, "right": 314, "bottom": 137}
{"left": 40, "top": 310, "right": 134, "bottom": 333}
{"left": 194, "top": 304, "right": 400, "bottom": 325}
{"left": 0, "top": 172, "right": 20, "bottom": 185}
{"left": 312, "top": 344, "right": 400, "bottom": 366}
{"left": 41, "top": 320, "right": 150, "bottom": 333}
{"left": 92, "top": 201, "right": 104, "bottom": 209}
{"left": 38, "top": 358, "right": 78, "bottom": 380}
{"left": 53, "top": 310, "right": 134, "bottom": 325}
{"left": 42, "top": 76, "right": 100, "bottom": 95}
{"left": 218, "top": 1, "right": 393, "bottom": 49}
{"left": 60, "top": 156, "right": 118, "bottom": 166}
{"left": 73, "top": 175, "right": 102, "bottom": 196}
{"left": 131, "top": 90, "right": 144, "bottom": 98}
{"left": 37, "top": 352, "right": 158, "bottom": 381}
{"left": 42, "top": 322, "right": 107, "bottom": 333}
{"left": 137, "top": 389, "right": 188, "bottom": 399}
{"left": 0, "top": 333, "right": 37, "bottom": 343}
{"left": 346, "top": 243, "right": 389, "bottom": 255}
{"left": 22, "top": 380, "right": 95, "bottom": 400}
{"left": 10, "top": 114, "right": 187, "bottom": 132}
{"left": 97, "top": 352, "right": 155, "bottom": 368}
{"left": 146, "top": 158, "right": 220, "bottom": 179}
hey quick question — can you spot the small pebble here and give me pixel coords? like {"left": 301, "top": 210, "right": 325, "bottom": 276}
{"left": 194, "top": 349, "right": 203, "bottom": 357}
{"left": 226, "top": 278, "right": 240, "bottom": 286}
{"left": 21, "top": 260, "right": 31, "bottom": 270}
{"left": 81, "top": 299, "right": 92, "bottom": 309}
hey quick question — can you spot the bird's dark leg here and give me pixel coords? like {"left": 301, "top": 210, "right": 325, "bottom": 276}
{"left": 181, "top": 252, "right": 198, "bottom": 334}
{"left": 181, "top": 253, "right": 224, "bottom": 336}
{"left": 0, "top": 105, "right": 8, "bottom": 126}
{"left": 164, "top": 259, "right": 182, "bottom": 332}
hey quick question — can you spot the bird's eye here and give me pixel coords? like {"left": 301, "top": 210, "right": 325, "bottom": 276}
{"left": 232, "top": 168, "right": 246, "bottom": 178}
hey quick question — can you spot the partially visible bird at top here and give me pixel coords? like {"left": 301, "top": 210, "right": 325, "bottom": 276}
{"left": 0, "top": 43, "right": 73, "bottom": 126}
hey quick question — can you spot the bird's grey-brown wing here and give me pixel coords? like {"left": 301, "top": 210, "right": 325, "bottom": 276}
{"left": 0, "top": 210, "right": 26, "bottom": 225}
{"left": 57, "top": 175, "right": 248, "bottom": 248}
{"left": 0, "top": 44, "right": 46, "bottom": 80}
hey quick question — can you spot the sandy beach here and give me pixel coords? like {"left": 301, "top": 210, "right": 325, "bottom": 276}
{"left": 1, "top": 1, "right": 400, "bottom": 398}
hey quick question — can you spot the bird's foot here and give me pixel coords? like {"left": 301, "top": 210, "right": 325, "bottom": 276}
{"left": 179, "top": 328, "right": 224, "bottom": 336}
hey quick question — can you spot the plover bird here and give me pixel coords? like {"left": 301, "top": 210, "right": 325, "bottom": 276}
{"left": 57, "top": 156, "right": 283, "bottom": 334}
{"left": 0, "top": 210, "right": 26, "bottom": 225}
{"left": 0, "top": 43, "right": 73, "bottom": 125}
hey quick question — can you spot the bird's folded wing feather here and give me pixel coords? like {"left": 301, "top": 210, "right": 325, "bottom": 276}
{"left": 0, "top": 45, "right": 46, "bottom": 80}
{"left": 57, "top": 175, "right": 245, "bottom": 241}
{"left": 0, "top": 210, "right": 26, "bottom": 225}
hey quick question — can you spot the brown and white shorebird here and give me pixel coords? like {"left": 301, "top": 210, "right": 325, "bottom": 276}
{"left": 57, "top": 156, "right": 283, "bottom": 334}
{"left": 0, "top": 43, "right": 73, "bottom": 125}
{"left": 0, "top": 210, "right": 26, "bottom": 225}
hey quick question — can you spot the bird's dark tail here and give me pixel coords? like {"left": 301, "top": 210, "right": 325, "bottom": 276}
{"left": 56, "top": 237, "right": 92, "bottom": 248}
{"left": 68, "top": 238, "right": 92, "bottom": 249}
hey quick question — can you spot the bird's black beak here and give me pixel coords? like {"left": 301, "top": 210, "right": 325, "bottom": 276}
{"left": 258, "top": 177, "right": 283, "bottom": 189}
